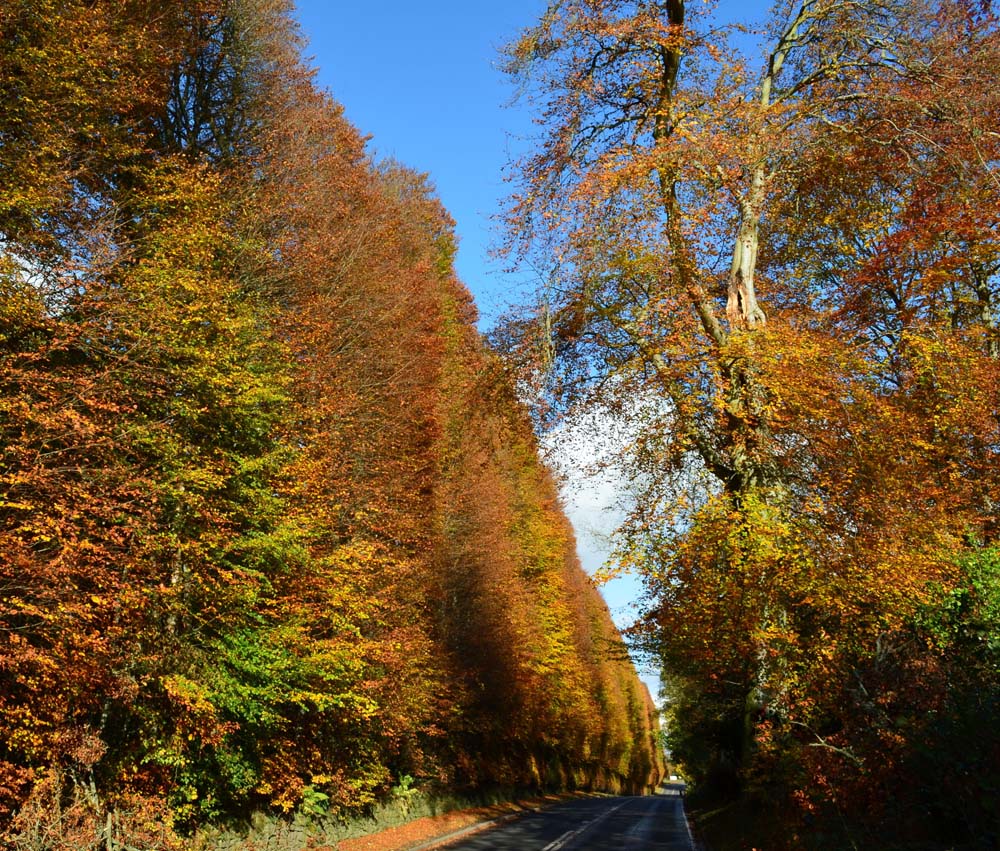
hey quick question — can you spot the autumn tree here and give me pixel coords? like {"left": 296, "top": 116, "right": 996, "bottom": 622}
{"left": 1, "top": 0, "right": 322, "bottom": 831}
{"left": 502, "top": 0, "right": 1000, "bottom": 834}
{"left": 430, "top": 274, "right": 662, "bottom": 793}
{"left": 2, "top": 0, "right": 664, "bottom": 842}
{"left": 501, "top": 0, "right": 988, "bottom": 500}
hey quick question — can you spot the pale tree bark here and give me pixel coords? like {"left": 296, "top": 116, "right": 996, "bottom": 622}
{"left": 649, "top": 0, "right": 782, "bottom": 495}
{"left": 728, "top": 197, "right": 766, "bottom": 329}
{"left": 653, "top": 0, "right": 728, "bottom": 351}
{"left": 727, "top": 0, "right": 822, "bottom": 329}
{"left": 654, "top": 0, "right": 825, "bottom": 335}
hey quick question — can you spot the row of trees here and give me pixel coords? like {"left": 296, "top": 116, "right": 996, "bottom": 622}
{"left": 0, "top": 1, "right": 662, "bottom": 846}
{"left": 500, "top": 0, "right": 1000, "bottom": 847}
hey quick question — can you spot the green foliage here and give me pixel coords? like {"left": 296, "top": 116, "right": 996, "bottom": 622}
{"left": 920, "top": 547, "right": 1000, "bottom": 658}
{"left": 897, "top": 549, "right": 1000, "bottom": 848}
{"left": 297, "top": 785, "right": 330, "bottom": 818}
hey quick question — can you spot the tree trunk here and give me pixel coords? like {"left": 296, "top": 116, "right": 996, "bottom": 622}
{"left": 727, "top": 197, "right": 767, "bottom": 329}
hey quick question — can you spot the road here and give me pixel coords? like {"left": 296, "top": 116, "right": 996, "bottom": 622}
{"left": 435, "top": 787, "right": 695, "bottom": 851}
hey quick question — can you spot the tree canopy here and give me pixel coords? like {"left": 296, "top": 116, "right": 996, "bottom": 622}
{"left": 0, "top": 1, "right": 662, "bottom": 846}
{"left": 500, "top": 0, "right": 1000, "bottom": 846}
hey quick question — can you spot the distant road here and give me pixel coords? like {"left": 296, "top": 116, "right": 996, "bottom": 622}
{"left": 435, "top": 787, "right": 695, "bottom": 851}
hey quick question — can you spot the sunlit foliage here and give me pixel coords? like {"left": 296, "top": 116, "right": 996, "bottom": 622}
{"left": 501, "top": 0, "right": 1000, "bottom": 847}
{"left": 0, "top": 0, "right": 662, "bottom": 843}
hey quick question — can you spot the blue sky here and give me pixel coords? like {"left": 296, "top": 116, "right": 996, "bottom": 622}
{"left": 293, "top": 0, "right": 546, "bottom": 325}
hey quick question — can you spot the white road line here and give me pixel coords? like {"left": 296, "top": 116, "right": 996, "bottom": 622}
{"left": 540, "top": 800, "right": 630, "bottom": 851}
{"left": 679, "top": 796, "right": 697, "bottom": 850}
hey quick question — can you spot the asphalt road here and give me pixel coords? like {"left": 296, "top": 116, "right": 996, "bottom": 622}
{"left": 436, "top": 787, "right": 695, "bottom": 851}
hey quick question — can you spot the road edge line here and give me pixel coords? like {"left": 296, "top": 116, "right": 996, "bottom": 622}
{"left": 679, "top": 796, "right": 699, "bottom": 850}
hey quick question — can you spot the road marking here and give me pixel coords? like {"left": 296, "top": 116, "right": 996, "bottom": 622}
{"left": 540, "top": 800, "right": 629, "bottom": 851}
{"left": 679, "top": 796, "right": 697, "bottom": 850}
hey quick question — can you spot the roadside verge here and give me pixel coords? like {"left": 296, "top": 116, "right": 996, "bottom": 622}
{"left": 333, "top": 792, "right": 588, "bottom": 851}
